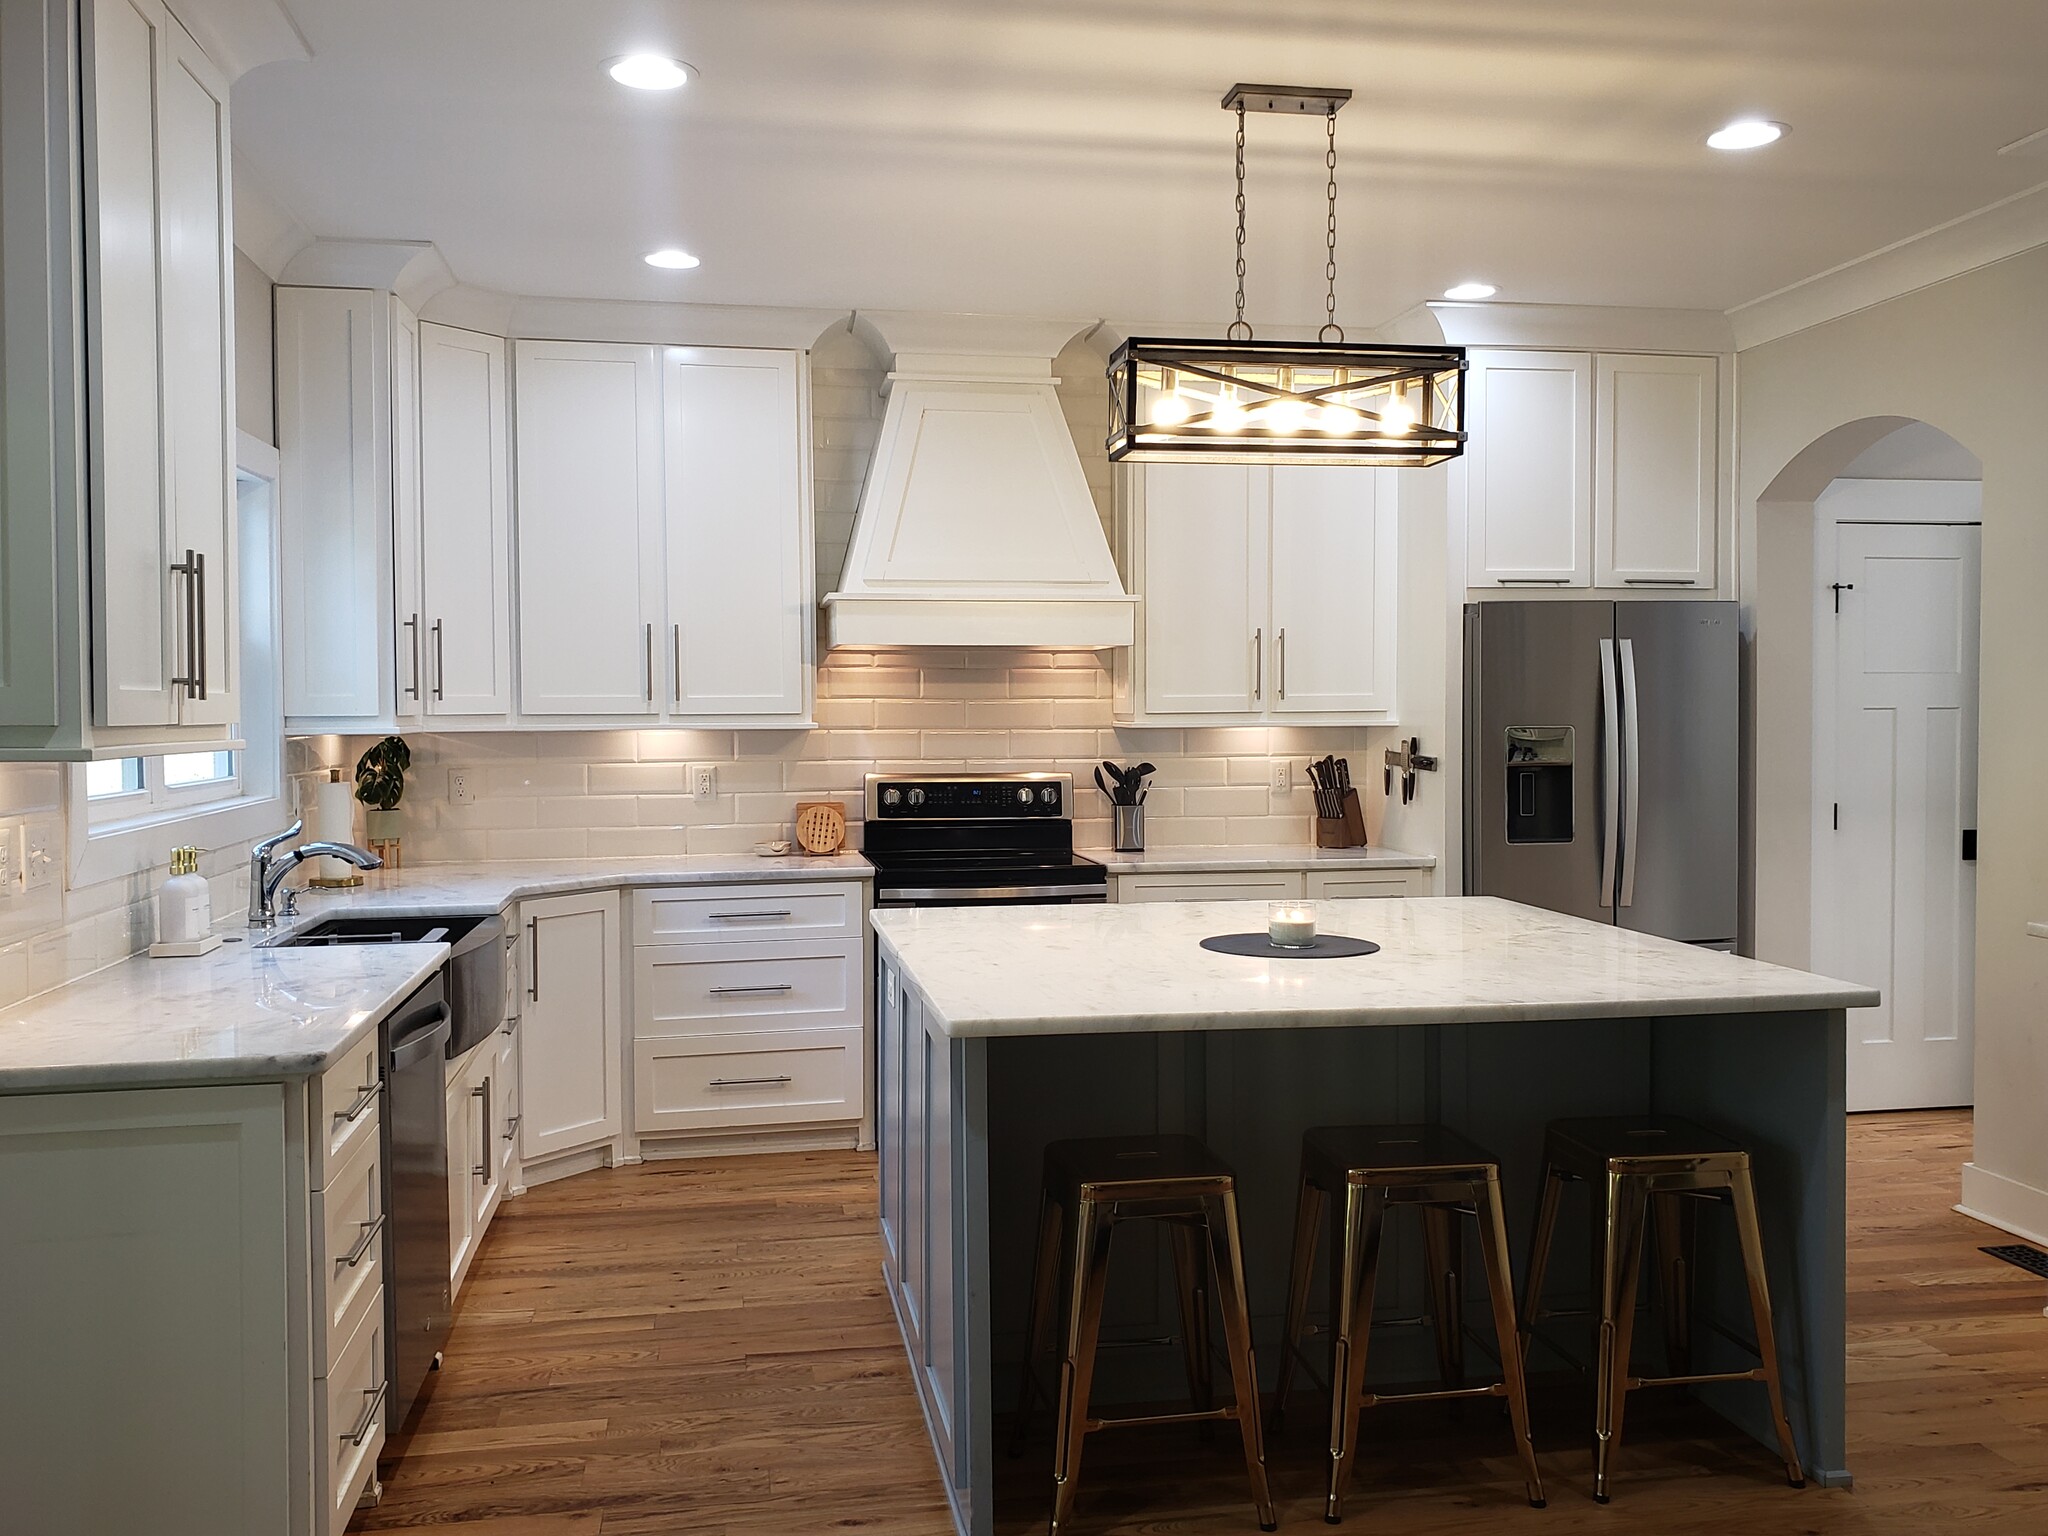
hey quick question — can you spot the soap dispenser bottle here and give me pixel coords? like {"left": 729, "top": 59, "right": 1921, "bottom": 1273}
{"left": 157, "top": 847, "right": 212, "bottom": 945}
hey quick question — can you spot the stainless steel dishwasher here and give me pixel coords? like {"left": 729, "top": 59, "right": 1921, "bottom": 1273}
{"left": 381, "top": 974, "right": 453, "bottom": 1430}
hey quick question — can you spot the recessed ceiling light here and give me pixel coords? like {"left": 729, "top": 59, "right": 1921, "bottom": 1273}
{"left": 1443, "top": 282, "right": 1497, "bottom": 301}
{"left": 1707, "top": 118, "right": 1786, "bottom": 151}
{"left": 644, "top": 248, "right": 700, "bottom": 270}
{"left": 607, "top": 54, "right": 692, "bottom": 91}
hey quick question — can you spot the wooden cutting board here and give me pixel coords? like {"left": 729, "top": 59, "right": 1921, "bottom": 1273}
{"left": 793, "top": 801, "right": 847, "bottom": 855}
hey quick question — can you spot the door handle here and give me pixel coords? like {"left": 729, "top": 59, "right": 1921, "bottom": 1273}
{"left": 672, "top": 623, "right": 682, "bottom": 704}
{"left": 472, "top": 1078, "right": 491, "bottom": 1181}
{"left": 707, "top": 910, "right": 791, "bottom": 922}
{"left": 708, "top": 1075, "right": 793, "bottom": 1089}
{"left": 709, "top": 983, "right": 795, "bottom": 996}
{"left": 1598, "top": 638, "right": 1620, "bottom": 909}
{"left": 1618, "top": 637, "right": 1641, "bottom": 909}
{"left": 526, "top": 917, "right": 539, "bottom": 1000}
{"left": 338, "top": 1214, "right": 385, "bottom": 1270}
{"left": 169, "top": 550, "right": 200, "bottom": 698}
{"left": 1276, "top": 627, "right": 1287, "bottom": 700}
{"left": 431, "top": 619, "right": 446, "bottom": 701}
{"left": 342, "top": 1382, "right": 388, "bottom": 1447}
{"left": 403, "top": 614, "right": 421, "bottom": 699}
{"left": 191, "top": 550, "right": 207, "bottom": 700}
{"left": 1253, "top": 627, "right": 1263, "bottom": 700}
{"left": 333, "top": 1081, "right": 381, "bottom": 1125}
{"left": 645, "top": 622, "right": 654, "bottom": 703}
{"left": 502, "top": 1113, "right": 521, "bottom": 1141}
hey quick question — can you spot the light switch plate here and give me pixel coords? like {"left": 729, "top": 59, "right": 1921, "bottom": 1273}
{"left": 448, "top": 770, "right": 477, "bottom": 806}
{"left": 690, "top": 764, "right": 717, "bottom": 803}
{"left": 0, "top": 823, "right": 18, "bottom": 896}
{"left": 1271, "top": 760, "right": 1293, "bottom": 795}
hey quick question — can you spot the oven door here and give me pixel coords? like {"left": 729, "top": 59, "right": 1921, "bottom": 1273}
{"left": 875, "top": 880, "right": 1107, "bottom": 909}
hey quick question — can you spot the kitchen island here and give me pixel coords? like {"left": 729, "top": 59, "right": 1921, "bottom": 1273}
{"left": 871, "top": 897, "right": 1878, "bottom": 1535}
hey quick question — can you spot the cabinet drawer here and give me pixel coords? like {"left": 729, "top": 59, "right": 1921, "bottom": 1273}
{"left": 635, "top": 940, "right": 859, "bottom": 1038}
{"left": 634, "top": 1028, "right": 862, "bottom": 1133}
{"left": 319, "top": 1290, "right": 387, "bottom": 1536}
{"left": 312, "top": 1029, "right": 382, "bottom": 1188}
{"left": 1116, "top": 872, "right": 1306, "bottom": 903}
{"left": 311, "top": 1121, "right": 385, "bottom": 1374}
{"left": 633, "top": 882, "right": 860, "bottom": 944}
{"left": 1306, "top": 871, "right": 1428, "bottom": 901}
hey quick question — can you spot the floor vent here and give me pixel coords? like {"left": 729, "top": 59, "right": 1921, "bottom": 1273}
{"left": 1980, "top": 1244, "right": 2048, "bottom": 1279}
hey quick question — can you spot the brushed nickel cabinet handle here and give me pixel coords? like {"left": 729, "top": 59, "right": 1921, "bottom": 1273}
{"left": 1253, "top": 627, "right": 1262, "bottom": 700}
{"left": 708, "top": 983, "right": 794, "bottom": 996}
{"left": 672, "top": 623, "right": 681, "bottom": 703}
{"left": 708, "top": 1075, "right": 794, "bottom": 1088}
{"left": 192, "top": 550, "right": 207, "bottom": 699}
{"left": 707, "top": 909, "right": 791, "bottom": 922}
{"left": 431, "top": 619, "right": 446, "bottom": 700}
{"left": 343, "top": 1382, "right": 388, "bottom": 1447}
{"left": 339, "top": 1214, "right": 385, "bottom": 1269}
{"left": 472, "top": 1078, "right": 492, "bottom": 1182}
{"left": 502, "top": 1114, "right": 521, "bottom": 1141}
{"left": 1277, "top": 626, "right": 1286, "bottom": 700}
{"left": 403, "top": 614, "right": 421, "bottom": 699}
{"left": 526, "top": 917, "right": 539, "bottom": 1000}
{"left": 169, "top": 550, "right": 200, "bottom": 697}
{"left": 645, "top": 622, "right": 654, "bottom": 703}
{"left": 333, "top": 1081, "right": 380, "bottom": 1125}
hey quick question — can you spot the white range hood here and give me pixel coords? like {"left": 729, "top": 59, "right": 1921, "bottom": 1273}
{"left": 822, "top": 313, "right": 1136, "bottom": 650}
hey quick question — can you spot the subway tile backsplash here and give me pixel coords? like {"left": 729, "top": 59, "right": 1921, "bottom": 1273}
{"left": 351, "top": 649, "right": 1390, "bottom": 862}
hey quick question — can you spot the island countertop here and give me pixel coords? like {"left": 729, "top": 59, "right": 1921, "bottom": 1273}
{"left": 872, "top": 896, "right": 1879, "bottom": 1039}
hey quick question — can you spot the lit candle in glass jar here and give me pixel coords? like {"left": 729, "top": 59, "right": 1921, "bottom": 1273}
{"left": 1267, "top": 901, "right": 1318, "bottom": 948}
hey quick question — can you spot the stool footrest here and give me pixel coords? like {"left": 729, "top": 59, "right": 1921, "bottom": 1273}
{"left": 1360, "top": 1381, "right": 1507, "bottom": 1409}
{"left": 1626, "top": 1367, "right": 1768, "bottom": 1391}
{"left": 1089, "top": 1404, "right": 1241, "bottom": 1433}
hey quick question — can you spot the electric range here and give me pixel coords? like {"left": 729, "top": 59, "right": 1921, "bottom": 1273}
{"left": 862, "top": 772, "right": 1107, "bottom": 907}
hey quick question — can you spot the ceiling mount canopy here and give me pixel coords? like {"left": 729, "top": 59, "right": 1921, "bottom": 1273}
{"left": 1106, "top": 83, "right": 1467, "bottom": 467}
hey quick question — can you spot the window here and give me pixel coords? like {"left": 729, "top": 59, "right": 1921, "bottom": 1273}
{"left": 85, "top": 750, "right": 242, "bottom": 826}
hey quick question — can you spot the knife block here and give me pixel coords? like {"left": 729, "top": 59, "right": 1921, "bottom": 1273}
{"left": 1315, "top": 788, "right": 1368, "bottom": 849}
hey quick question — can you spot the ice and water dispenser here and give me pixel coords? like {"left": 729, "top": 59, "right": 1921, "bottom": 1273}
{"left": 1504, "top": 726, "right": 1574, "bottom": 843}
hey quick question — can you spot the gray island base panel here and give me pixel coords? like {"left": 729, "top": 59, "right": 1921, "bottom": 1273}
{"left": 870, "top": 899, "right": 1876, "bottom": 1536}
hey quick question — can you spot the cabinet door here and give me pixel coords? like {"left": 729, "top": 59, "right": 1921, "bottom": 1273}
{"left": 277, "top": 288, "right": 393, "bottom": 721}
{"left": 82, "top": 0, "right": 174, "bottom": 728}
{"left": 1138, "top": 464, "right": 1263, "bottom": 714}
{"left": 391, "top": 300, "right": 426, "bottom": 721}
{"left": 518, "top": 890, "right": 623, "bottom": 1161}
{"left": 1116, "top": 871, "right": 1306, "bottom": 903}
{"left": 1594, "top": 353, "right": 1718, "bottom": 589}
{"left": 1269, "top": 467, "right": 1396, "bottom": 715}
{"left": 514, "top": 342, "right": 665, "bottom": 716}
{"left": 444, "top": 1065, "right": 475, "bottom": 1288}
{"left": 419, "top": 323, "right": 514, "bottom": 716}
{"left": 1465, "top": 349, "right": 1592, "bottom": 588}
{"left": 664, "top": 348, "right": 809, "bottom": 716}
{"left": 156, "top": 16, "right": 236, "bottom": 726}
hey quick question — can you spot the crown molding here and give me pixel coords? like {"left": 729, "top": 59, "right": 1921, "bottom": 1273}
{"left": 415, "top": 286, "right": 848, "bottom": 350}
{"left": 169, "top": 0, "right": 309, "bottom": 82}
{"left": 1386, "top": 300, "right": 1733, "bottom": 354}
{"left": 278, "top": 240, "right": 457, "bottom": 312}
{"left": 230, "top": 157, "right": 313, "bottom": 280}
{"left": 1729, "top": 177, "right": 2048, "bottom": 351}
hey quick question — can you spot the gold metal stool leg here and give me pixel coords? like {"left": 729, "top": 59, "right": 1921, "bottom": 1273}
{"left": 1420, "top": 1203, "right": 1464, "bottom": 1391}
{"left": 1207, "top": 1188, "right": 1279, "bottom": 1531}
{"left": 1652, "top": 1191, "right": 1698, "bottom": 1377}
{"left": 1518, "top": 1161, "right": 1567, "bottom": 1363}
{"left": 1013, "top": 1189, "right": 1065, "bottom": 1456}
{"left": 1048, "top": 1197, "right": 1114, "bottom": 1536}
{"left": 1273, "top": 1160, "right": 1325, "bottom": 1428}
{"left": 1324, "top": 1181, "right": 1387, "bottom": 1525}
{"left": 1728, "top": 1164, "right": 1807, "bottom": 1489}
{"left": 1169, "top": 1216, "right": 1215, "bottom": 1435}
{"left": 1592, "top": 1171, "right": 1647, "bottom": 1504}
{"left": 1475, "top": 1170, "right": 1547, "bottom": 1509}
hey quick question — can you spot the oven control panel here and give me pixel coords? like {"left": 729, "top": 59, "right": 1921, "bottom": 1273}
{"left": 866, "top": 773, "right": 1069, "bottom": 819}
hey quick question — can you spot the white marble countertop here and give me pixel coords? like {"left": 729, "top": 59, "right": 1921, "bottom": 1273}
{"left": 0, "top": 853, "right": 872, "bottom": 1093}
{"left": 873, "top": 896, "right": 1881, "bottom": 1039}
{"left": 0, "top": 937, "right": 447, "bottom": 1092}
{"left": 2027, "top": 922, "right": 2048, "bottom": 940}
{"left": 288, "top": 852, "right": 873, "bottom": 920}
{"left": 1088, "top": 844, "right": 1435, "bottom": 875}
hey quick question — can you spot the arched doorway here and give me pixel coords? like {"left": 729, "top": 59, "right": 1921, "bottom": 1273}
{"left": 1752, "top": 417, "right": 1983, "bottom": 1112}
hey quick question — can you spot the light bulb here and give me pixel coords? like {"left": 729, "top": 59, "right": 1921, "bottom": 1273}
{"left": 1707, "top": 119, "right": 1785, "bottom": 151}
{"left": 1210, "top": 396, "right": 1247, "bottom": 433}
{"left": 1263, "top": 398, "right": 1311, "bottom": 434}
{"left": 607, "top": 54, "right": 692, "bottom": 91}
{"left": 1380, "top": 396, "right": 1418, "bottom": 434}
{"left": 1318, "top": 405, "right": 1365, "bottom": 434}
{"left": 1151, "top": 391, "right": 1192, "bottom": 427}
{"left": 644, "top": 248, "right": 700, "bottom": 269}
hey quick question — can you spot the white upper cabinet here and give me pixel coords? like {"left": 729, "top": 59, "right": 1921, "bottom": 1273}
{"left": 1464, "top": 349, "right": 1593, "bottom": 588}
{"left": 664, "top": 348, "right": 811, "bottom": 718}
{"left": 514, "top": 342, "right": 665, "bottom": 717}
{"left": 419, "top": 323, "right": 514, "bottom": 717}
{"left": 1269, "top": 467, "right": 1396, "bottom": 715}
{"left": 1593, "top": 353, "right": 1718, "bottom": 589}
{"left": 1121, "top": 463, "right": 1397, "bottom": 724}
{"left": 81, "top": 0, "right": 238, "bottom": 737}
{"left": 390, "top": 305, "right": 426, "bottom": 724}
{"left": 277, "top": 288, "right": 397, "bottom": 724}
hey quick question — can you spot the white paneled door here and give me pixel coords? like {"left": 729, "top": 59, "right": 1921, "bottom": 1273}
{"left": 1817, "top": 521, "right": 1981, "bottom": 1112}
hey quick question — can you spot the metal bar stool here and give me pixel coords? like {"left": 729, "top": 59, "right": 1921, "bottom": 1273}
{"left": 1013, "top": 1134, "right": 1277, "bottom": 1535}
{"left": 1273, "top": 1124, "right": 1545, "bottom": 1523}
{"left": 1516, "top": 1114, "right": 1805, "bottom": 1502}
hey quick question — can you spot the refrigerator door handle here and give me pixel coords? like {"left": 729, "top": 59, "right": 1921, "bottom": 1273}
{"left": 1618, "top": 636, "right": 1642, "bottom": 908}
{"left": 1599, "top": 638, "right": 1620, "bottom": 908}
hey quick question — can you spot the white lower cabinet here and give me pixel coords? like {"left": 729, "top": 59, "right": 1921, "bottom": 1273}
{"left": 446, "top": 1027, "right": 514, "bottom": 1298}
{"left": 518, "top": 889, "right": 624, "bottom": 1164}
{"left": 1307, "top": 869, "right": 1433, "bottom": 900}
{"left": 320, "top": 1295, "right": 388, "bottom": 1536}
{"left": 1114, "top": 866, "right": 1434, "bottom": 903}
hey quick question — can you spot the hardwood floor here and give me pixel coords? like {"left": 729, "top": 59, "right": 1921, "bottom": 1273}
{"left": 353, "top": 1112, "right": 2048, "bottom": 1534}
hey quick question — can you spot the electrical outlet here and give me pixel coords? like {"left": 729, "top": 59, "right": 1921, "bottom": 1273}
{"left": 690, "top": 764, "right": 717, "bottom": 803}
{"left": 1271, "top": 760, "right": 1293, "bottom": 795}
{"left": 22, "top": 820, "right": 55, "bottom": 892}
{"left": 0, "top": 823, "right": 18, "bottom": 896}
{"left": 448, "top": 770, "right": 477, "bottom": 806}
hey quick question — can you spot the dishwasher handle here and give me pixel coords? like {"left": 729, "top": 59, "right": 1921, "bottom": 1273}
{"left": 389, "top": 1004, "right": 452, "bottom": 1070}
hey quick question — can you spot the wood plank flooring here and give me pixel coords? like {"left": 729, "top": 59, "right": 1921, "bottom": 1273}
{"left": 353, "top": 1112, "right": 2048, "bottom": 1534}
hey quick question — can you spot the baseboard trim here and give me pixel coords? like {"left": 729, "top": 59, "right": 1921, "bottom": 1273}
{"left": 1957, "top": 1162, "right": 2048, "bottom": 1247}
{"left": 636, "top": 1124, "right": 862, "bottom": 1161}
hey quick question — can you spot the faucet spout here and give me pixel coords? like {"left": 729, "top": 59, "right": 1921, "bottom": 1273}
{"left": 247, "top": 822, "right": 384, "bottom": 928}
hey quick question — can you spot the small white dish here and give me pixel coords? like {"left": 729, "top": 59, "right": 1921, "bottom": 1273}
{"left": 754, "top": 840, "right": 794, "bottom": 857}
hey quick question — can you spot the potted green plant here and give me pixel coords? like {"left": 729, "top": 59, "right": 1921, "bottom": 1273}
{"left": 354, "top": 736, "right": 412, "bottom": 848}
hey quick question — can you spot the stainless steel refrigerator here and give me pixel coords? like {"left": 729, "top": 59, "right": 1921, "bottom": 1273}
{"left": 1463, "top": 600, "right": 1739, "bottom": 946}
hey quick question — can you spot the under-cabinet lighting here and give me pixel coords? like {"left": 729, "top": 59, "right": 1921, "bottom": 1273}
{"left": 1443, "top": 282, "right": 1496, "bottom": 301}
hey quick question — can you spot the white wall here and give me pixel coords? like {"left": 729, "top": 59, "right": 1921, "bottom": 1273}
{"left": 1737, "top": 245, "right": 2048, "bottom": 1242}
{"left": 233, "top": 250, "right": 274, "bottom": 447}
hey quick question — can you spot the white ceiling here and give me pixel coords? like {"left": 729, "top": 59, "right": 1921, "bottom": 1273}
{"left": 234, "top": 0, "right": 2048, "bottom": 327}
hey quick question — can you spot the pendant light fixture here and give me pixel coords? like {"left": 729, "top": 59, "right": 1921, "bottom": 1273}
{"left": 1106, "top": 85, "right": 1467, "bottom": 466}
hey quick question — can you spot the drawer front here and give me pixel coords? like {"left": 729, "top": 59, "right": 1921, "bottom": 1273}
{"left": 1116, "top": 872, "right": 1307, "bottom": 903}
{"left": 634, "top": 1028, "right": 862, "bottom": 1133}
{"left": 314, "top": 1029, "right": 382, "bottom": 1188}
{"left": 312, "top": 1123, "right": 385, "bottom": 1373}
{"left": 320, "top": 1290, "right": 387, "bottom": 1536}
{"left": 1306, "top": 871, "right": 1426, "bottom": 901}
{"left": 635, "top": 941, "right": 859, "bottom": 1038}
{"left": 633, "top": 882, "right": 861, "bottom": 944}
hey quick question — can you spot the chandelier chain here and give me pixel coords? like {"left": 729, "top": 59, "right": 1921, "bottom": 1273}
{"left": 1321, "top": 107, "right": 1343, "bottom": 343}
{"left": 1229, "top": 101, "right": 1252, "bottom": 341}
